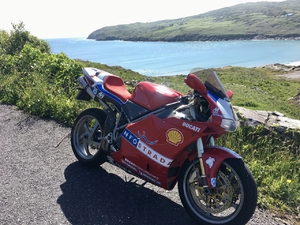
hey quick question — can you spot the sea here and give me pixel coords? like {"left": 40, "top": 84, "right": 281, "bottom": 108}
{"left": 45, "top": 37, "right": 300, "bottom": 76}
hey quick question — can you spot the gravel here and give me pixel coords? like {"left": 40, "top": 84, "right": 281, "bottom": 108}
{"left": 0, "top": 104, "right": 292, "bottom": 225}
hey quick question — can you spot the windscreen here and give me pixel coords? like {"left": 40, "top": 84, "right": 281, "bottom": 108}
{"left": 189, "top": 68, "right": 229, "bottom": 100}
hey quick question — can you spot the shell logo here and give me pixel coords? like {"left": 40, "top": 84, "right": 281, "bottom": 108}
{"left": 166, "top": 128, "right": 184, "bottom": 146}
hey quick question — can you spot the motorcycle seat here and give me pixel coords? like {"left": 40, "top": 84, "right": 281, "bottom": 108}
{"left": 104, "top": 75, "right": 131, "bottom": 103}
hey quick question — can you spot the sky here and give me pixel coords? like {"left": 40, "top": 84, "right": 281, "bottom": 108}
{"left": 0, "top": 0, "right": 285, "bottom": 39}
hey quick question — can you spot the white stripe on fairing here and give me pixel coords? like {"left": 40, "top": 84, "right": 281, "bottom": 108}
{"left": 217, "top": 98, "right": 234, "bottom": 119}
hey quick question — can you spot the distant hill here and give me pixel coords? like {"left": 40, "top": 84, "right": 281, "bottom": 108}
{"left": 88, "top": 0, "right": 300, "bottom": 41}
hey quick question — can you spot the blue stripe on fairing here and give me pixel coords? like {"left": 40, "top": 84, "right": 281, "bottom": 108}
{"left": 208, "top": 91, "right": 219, "bottom": 102}
{"left": 97, "top": 84, "right": 125, "bottom": 105}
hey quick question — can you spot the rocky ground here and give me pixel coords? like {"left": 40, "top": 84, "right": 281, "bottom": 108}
{"left": 261, "top": 62, "right": 300, "bottom": 81}
{"left": 278, "top": 71, "right": 300, "bottom": 80}
{"left": 235, "top": 106, "right": 300, "bottom": 131}
{"left": 219, "top": 63, "right": 300, "bottom": 131}
{"left": 0, "top": 104, "right": 297, "bottom": 225}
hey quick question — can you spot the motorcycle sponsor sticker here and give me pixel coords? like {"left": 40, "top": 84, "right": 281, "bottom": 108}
{"left": 122, "top": 129, "right": 172, "bottom": 168}
{"left": 121, "top": 158, "right": 138, "bottom": 172}
{"left": 212, "top": 107, "right": 223, "bottom": 117}
{"left": 139, "top": 171, "right": 162, "bottom": 186}
{"left": 182, "top": 122, "right": 201, "bottom": 132}
{"left": 122, "top": 158, "right": 161, "bottom": 186}
{"left": 211, "top": 178, "right": 217, "bottom": 188}
{"left": 166, "top": 128, "right": 184, "bottom": 146}
{"left": 205, "top": 157, "right": 215, "bottom": 169}
{"left": 138, "top": 131, "right": 158, "bottom": 145}
{"left": 93, "top": 87, "right": 98, "bottom": 95}
{"left": 96, "top": 92, "right": 105, "bottom": 99}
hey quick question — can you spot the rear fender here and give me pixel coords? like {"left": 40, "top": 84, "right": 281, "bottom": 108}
{"left": 76, "top": 88, "right": 92, "bottom": 101}
{"left": 188, "top": 146, "right": 242, "bottom": 188}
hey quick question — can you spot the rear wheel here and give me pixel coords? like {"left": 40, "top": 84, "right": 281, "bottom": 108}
{"left": 178, "top": 158, "right": 257, "bottom": 225}
{"left": 71, "top": 108, "right": 107, "bottom": 166}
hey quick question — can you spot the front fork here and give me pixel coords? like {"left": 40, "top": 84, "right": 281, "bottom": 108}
{"left": 197, "top": 137, "right": 215, "bottom": 188}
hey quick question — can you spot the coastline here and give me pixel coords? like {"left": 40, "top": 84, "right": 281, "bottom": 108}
{"left": 285, "top": 61, "right": 300, "bottom": 67}
{"left": 47, "top": 38, "right": 300, "bottom": 77}
{"left": 89, "top": 35, "right": 300, "bottom": 42}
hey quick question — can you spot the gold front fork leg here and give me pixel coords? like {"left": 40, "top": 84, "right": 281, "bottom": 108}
{"left": 197, "top": 138, "right": 208, "bottom": 188}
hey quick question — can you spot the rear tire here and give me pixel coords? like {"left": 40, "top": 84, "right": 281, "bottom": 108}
{"left": 178, "top": 158, "right": 257, "bottom": 225}
{"left": 71, "top": 108, "right": 107, "bottom": 167}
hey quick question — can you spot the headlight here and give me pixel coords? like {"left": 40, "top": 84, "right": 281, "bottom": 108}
{"left": 221, "top": 118, "right": 240, "bottom": 132}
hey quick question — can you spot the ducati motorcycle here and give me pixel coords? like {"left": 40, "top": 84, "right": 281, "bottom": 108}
{"left": 71, "top": 67, "right": 257, "bottom": 225}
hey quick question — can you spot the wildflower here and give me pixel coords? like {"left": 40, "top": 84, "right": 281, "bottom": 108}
{"left": 286, "top": 179, "right": 292, "bottom": 184}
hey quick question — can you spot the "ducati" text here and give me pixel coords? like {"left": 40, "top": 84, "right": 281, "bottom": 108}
{"left": 182, "top": 122, "right": 201, "bottom": 132}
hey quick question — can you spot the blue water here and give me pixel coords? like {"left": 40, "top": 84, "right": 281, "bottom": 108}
{"left": 46, "top": 38, "right": 300, "bottom": 76}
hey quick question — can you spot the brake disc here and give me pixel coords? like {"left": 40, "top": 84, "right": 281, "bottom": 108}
{"left": 189, "top": 170, "right": 234, "bottom": 214}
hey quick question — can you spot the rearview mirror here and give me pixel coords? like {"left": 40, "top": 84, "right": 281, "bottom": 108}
{"left": 227, "top": 90, "right": 233, "bottom": 99}
{"left": 184, "top": 74, "right": 207, "bottom": 96}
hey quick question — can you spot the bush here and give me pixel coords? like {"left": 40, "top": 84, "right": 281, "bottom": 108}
{"left": 0, "top": 22, "right": 84, "bottom": 123}
{"left": 0, "top": 22, "right": 50, "bottom": 56}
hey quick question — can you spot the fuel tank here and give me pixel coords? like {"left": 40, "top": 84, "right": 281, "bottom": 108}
{"left": 129, "top": 81, "right": 183, "bottom": 111}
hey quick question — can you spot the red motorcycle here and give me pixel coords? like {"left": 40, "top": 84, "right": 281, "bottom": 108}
{"left": 71, "top": 67, "right": 257, "bottom": 225}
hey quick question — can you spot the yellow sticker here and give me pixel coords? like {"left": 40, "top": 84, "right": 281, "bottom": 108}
{"left": 166, "top": 128, "right": 184, "bottom": 146}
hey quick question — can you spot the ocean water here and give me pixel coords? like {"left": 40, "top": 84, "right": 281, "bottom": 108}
{"left": 46, "top": 38, "right": 300, "bottom": 76}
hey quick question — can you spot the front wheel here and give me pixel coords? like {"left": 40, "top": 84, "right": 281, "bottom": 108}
{"left": 71, "top": 108, "right": 107, "bottom": 167}
{"left": 178, "top": 158, "right": 257, "bottom": 225}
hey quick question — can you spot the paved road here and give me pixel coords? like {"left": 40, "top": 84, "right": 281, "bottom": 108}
{"left": 0, "top": 104, "right": 290, "bottom": 225}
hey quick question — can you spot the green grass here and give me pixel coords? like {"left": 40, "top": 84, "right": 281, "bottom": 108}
{"left": 215, "top": 67, "right": 300, "bottom": 119}
{"left": 217, "top": 125, "right": 300, "bottom": 216}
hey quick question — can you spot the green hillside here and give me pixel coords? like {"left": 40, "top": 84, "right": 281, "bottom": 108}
{"left": 88, "top": 0, "right": 300, "bottom": 41}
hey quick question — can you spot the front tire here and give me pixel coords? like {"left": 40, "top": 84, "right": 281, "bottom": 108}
{"left": 71, "top": 108, "right": 107, "bottom": 167}
{"left": 178, "top": 158, "right": 257, "bottom": 225}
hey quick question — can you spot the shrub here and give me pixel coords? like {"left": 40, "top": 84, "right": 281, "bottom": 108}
{"left": 0, "top": 22, "right": 50, "bottom": 56}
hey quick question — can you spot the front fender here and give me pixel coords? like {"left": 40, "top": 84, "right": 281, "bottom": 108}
{"left": 188, "top": 146, "right": 242, "bottom": 188}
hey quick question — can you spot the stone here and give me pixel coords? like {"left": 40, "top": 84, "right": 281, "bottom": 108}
{"left": 234, "top": 106, "right": 300, "bottom": 131}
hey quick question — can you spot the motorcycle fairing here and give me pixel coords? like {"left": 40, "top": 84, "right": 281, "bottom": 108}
{"left": 122, "top": 128, "right": 173, "bottom": 167}
{"left": 184, "top": 71, "right": 239, "bottom": 133}
{"left": 111, "top": 114, "right": 205, "bottom": 189}
{"left": 188, "top": 146, "right": 242, "bottom": 189}
{"left": 208, "top": 91, "right": 237, "bottom": 120}
{"left": 82, "top": 67, "right": 131, "bottom": 105}
{"left": 122, "top": 100, "right": 150, "bottom": 120}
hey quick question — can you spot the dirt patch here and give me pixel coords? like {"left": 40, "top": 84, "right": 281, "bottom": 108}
{"left": 261, "top": 63, "right": 300, "bottom": 80}
{"left": 277, "top": 71, "right": 300, "bottom": 80}
{"left": 289, "top": 93, "right": 300, "bottom": 106}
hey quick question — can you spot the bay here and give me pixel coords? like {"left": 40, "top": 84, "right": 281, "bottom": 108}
{"left": 46, "top": 38, "right": 300, "bottom": 76}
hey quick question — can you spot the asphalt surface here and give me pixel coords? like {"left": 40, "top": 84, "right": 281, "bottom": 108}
{"left": 0, "top": 104, "right": 291, "bottom": 225}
